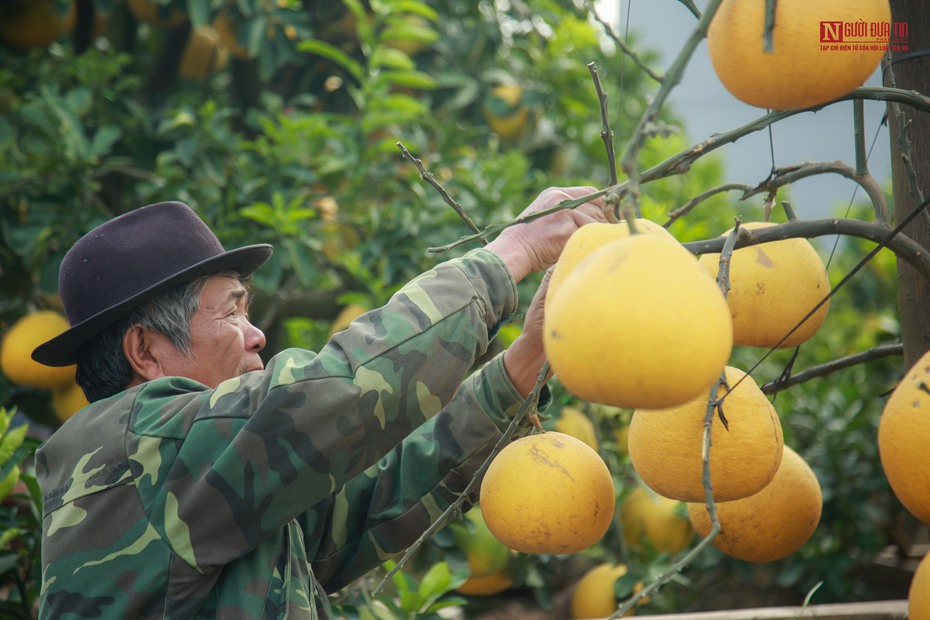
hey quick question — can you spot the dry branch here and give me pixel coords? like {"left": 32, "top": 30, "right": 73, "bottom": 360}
{"left": 682, "top": 217, "right": 930, "bottom": 280}
{"left": 760, "top": 342, "right": 904, "bottom": 395}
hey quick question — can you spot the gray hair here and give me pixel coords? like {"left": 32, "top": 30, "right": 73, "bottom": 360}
{"left": 75, "top": 272, "right": 234, "bottom": 402}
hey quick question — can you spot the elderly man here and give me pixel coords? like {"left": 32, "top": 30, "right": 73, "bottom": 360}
{"left": 31, "top": 187, "right": 605, "bottom": 619}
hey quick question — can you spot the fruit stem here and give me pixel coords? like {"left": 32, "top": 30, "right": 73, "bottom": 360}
{"left": 713, "top": 219, "right": 744, "bottom": 300}
{"left": 762, "top": 0, "right": 777, "bottom": 53}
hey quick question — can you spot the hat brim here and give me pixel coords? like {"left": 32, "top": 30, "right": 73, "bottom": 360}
{"left": 31, "top": 244, "right": 273, "bottom": 367}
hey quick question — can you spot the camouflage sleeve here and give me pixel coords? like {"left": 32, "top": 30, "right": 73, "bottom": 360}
{"left": 303, "top": 351, "right": 542, "bottom": 592}
{"left": 125, "top": 248, "right": 521, "bottom": 570}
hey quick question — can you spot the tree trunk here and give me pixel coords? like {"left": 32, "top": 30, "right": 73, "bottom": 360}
{"left": 884, "top": 0, "right": 930, "bottom": 369}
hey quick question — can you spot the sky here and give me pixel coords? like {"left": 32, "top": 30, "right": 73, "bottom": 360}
{"left": 592, "top": 0, "right": 893, "bottom": 221}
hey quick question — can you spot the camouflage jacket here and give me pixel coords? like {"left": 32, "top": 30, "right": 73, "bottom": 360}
{"left": 36, "top": 249, "right": 536, "bottom": 619}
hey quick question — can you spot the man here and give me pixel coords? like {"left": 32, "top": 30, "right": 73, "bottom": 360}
{"left": 31, "top": 187, "right": 605, "bottom": 619}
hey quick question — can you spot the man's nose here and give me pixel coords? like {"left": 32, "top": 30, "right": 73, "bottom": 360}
{"left": 245, "top": 319, "right": 266, "bottom": 353}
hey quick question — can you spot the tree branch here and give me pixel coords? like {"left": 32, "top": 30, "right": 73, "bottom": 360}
{"left": 588, "top": 7, "right": 665, "bottom": 84}
{"left": 588, "top": 63, "right": 620, "bottom": 186}
{"left": 664, "top": 183, "right": 754, "bottom": 227}
{"left": 682, "top": 217, "right": 930, "bottom": 280}
{"left": 741, "top": 160, "right": 889, "bottom": 224}
{"left": 760, "top": 342, "right": 903, "bottom": 395}
{"left": 397, "top": 142, "right": 485, "bottom": 241}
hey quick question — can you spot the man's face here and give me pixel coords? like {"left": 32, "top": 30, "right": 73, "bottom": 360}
{"left": 157, "top": 275, "right": 266, "bottom": 387}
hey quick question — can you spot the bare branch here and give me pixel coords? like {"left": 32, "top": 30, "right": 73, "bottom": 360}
{"left": 588, "top": 6, "right": 664, "bottom": 84}
{"left": 588, "top": 63, "right": 619, "bottom": 186}
{"left": 397, "top": 142, "right": 485, "bottom": 242}
{"left": 741, "top": 160, "right": 889, "bottom": 225}
{"left": 427, "top": 86, "right": 930, "bottom": 255}
{"left": 618, "top": 0, "right": 725, "bottom": 209}
{"left": 427, "top": 187, "right": 614, "bottom": 253}
{"left": 665, "top": 183, "right": 754, "bottom": 227}
{"left": 683, "top": 217, "right": 930, "bottom": 280}
{"left": 761, "top": 342, "right": 904, "bottom": 395}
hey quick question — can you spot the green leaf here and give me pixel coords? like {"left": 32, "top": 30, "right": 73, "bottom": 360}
{"left": 424, "top": 597, "right": 468, "bottom": 613}
{"left": 370, "top": 94, "right": 429, "bottom": 116}
{"left": 90, "top": 126, "right": 121, "bottom": 157}
{"left": 371, "top": 46, "right": 416, "bottom": 71}
{"left": 380, "top": 70, "right": 436, "bottom": 90}
{"left": 614, "top": 572, "right": 638, "bottom": 599}
{"left": 298, "top": 39, "right": 365, "bottom": 82}
{"left": 417, "top": 561, "right": 454, "bottom": 602}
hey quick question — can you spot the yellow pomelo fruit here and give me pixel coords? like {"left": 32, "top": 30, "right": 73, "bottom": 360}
{"left": 0, "top": 0, "right": 71, "bottom": 50}
{"left": 482, "top": 84, "right": 529, "bottom": 140}
{"left": 455, "top": 569, "right": 513, "bottom": 597}
{"left": 628, "top": 366, "right": 784, "bottom": 502}
{"left": 1, "top": 311, "right": 76, "bottom": 390}
{"left": 570, "top": 563, "right": 642, "bottom": 619}
{"left": 328, "top": 303, "right": 369, "bottom": 338}
{"left": 544, "top": 234, "right": 733, "bottom": 410}
{"left": 910, "top": 552, "right": 930, "bottom": 620}
{"left": 698, "top": 222, "right": 830, "bottom": 349}
{"left": 213, "top": 7, "right": 249, "bottom": 59}
{"left": 546, "top": 220, "right": 674, "bottom": 312}
{"left": 179, "top": 26, "right": 229, "bottom": 80}
{"left": 878, "top": 348, "right": 930, "bottom": 524}
{"left": 52, "top": 381, "right": 89, "bottom": 422}
{"left": 620, "top": 486, "right": 694, "bottom": 555}
{"left": 450, "top": 506, "right": 511, "bottom": 579}
{"left": 707, "top": 0, "right": 890, "bottom": 110}
{"left": 127, "top": 0, "right": 187, "bottom": 28}
{"left": 553, "top": 406, "right": 598, "bottom": 451}
{"left": 687, "top": 445, "right": 822, "bottom": 562}
{"left": 479, "top": 432, "right": 615, "bottom": 555}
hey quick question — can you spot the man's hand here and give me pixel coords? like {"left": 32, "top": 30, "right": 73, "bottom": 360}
{"left": 502, "top": 269, "right": 554, "bottom": 398}
{"left": 485, "top": 186, "right": 607, "bottom": 283}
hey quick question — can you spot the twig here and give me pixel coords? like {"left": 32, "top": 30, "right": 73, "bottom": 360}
{"left": 763, "top": 0, "right": 777, "bottom": 52}
{"left": 682, "top": 217, "right": 930, "bottom": 280}
{"left": 741, "top": 160, "right": 889, "bottom": 225}
{"left": 618, "top": 0, "right": 725, "bottom": 210}
{"left": 588, "top": 62, "right": 619, "bottom": 186}
{"left": 588, "top": 7, "right": 665, "bottom": 84}
{"left": 396, "top": 142, "right": 485, "bottom": 242}
{"left": 371, "top": 361, "right": 551, "bottom": 596}
{"left": 664, "top": 183, "right": 754, "bottom": 227}
{"left": 427, "top": 187, "right": 614, "bottom": 253}
{"left": 675, "top": 0, "right": 701, "bottom": 19}
{"left": 760, "top": 342, "right": 903, "bottom": 395}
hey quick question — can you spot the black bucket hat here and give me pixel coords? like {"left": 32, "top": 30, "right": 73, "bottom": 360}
{"left": 32, "top": 202, "right": 273, "bottom": 367}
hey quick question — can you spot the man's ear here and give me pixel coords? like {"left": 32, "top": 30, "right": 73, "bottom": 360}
{"left": 123, "top": 325, "right": 165, "bottom": 383}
